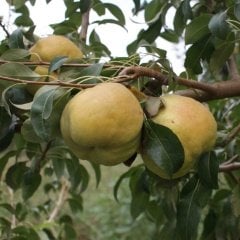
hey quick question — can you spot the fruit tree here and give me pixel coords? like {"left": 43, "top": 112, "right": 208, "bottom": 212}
{"left": 1, "top": 0, "right": 240, "bottom": 239}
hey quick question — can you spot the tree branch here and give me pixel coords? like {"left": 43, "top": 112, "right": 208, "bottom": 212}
{"left": 228, "top": 56, "right": 240, "bottom": 80}
{"left": 118, "top": 66, "right": 240, "bottom": 102}
{"left": 0, "top": 18, "right": 10, "bottom": 38}
{"left": 219, "top": 162, "right": 240, "bottom": 172}
{"left": 219, "top": 123, "right": 240, "bottom": 147}
{"left": 80, "top": 9, "right": 90, "bottom": 42}
{"left": 47, "top": 178, "right": 69, "bottom": 222}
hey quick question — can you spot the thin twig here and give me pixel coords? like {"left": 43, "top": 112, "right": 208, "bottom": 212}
{"left": 33, "top": 141, "right": 53, "bottom": 172}
{"left": 0, "top": 21, "right": 10, "bottom": 38}
{"left": 0, "top": 60, "right": 125, "bottom": 70}
{"left": 219, "top": 161, "right": 240, "bottom": 172}
{"left": 0, "top": 75, "right": 96, "bottom": 89}
{"left": 220, "top": 122, "right": 240, "bottom": 147}
{"left": 228, "top": 56, "right": 240, "bottom": 80}
{"left": 47, "top": 178, "right": 69, "bottom": 222}
{"left": 7, "top": 187, "right": 16, "bottom": 228}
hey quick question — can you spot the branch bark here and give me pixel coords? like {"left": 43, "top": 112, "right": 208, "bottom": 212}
{"left": 80, "top": 9, "right": 90, "bottom": 42}
{"left": 47, "top": 178, "right": 69, "bottom": 222}
{"left": 228, "top": 56, "right": 240, "bottom": 80}
{"left": 118, "top": 66, "right": 240, "bottom": 102}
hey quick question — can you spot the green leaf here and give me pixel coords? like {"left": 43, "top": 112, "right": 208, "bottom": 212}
{"left": 13, "top": 226, "right": 40, "bottom": 240}
{"left": 184, "top": 35, "right": 214, "bottom": 74}
{"left": 181, "top": 176, "right": 212, "bottom": 208}
{"left": 173, "top": 2, "right": 186, "bottom": 36}
{"left": 30, "top": 88, "right": 56, "bottom": 141}
{"left": 142, "top": 119, "right": 184, "bottom": 177}
{"left": 185, "top": 14, "right": 211, "bottom": 44}
{"left": 66, "top": 156, "right": 89, "bottom": 191}
{"left": 234, "top": 2, "right": 240, "bottom": 21}
{"left": 68, "top": 195, "right": 83, "bottom": 214}
{"left": 231, "top": 185, "right": 240, "bottom": 217}
{"left": 5, "top": 162, "right": 28, "bottom": 190}
{"left": 0, "top": 62, "right": 39, "bottom": 80}
{"left": 197, "top": 151, "right": 219, "bottom": 189}
{"left": 22, "top": 170, "right": 42, "bottom": 200}
{"left": 90, "top": 162, "right": 101, "bottom": 188}
{"left": 49, "top": 56, "right": 69, "bottom": 73}
{"left": 182, "top": 0, "right": 193, "bottom": 21}
{"left": 208, "top": 11, "right": 230, "bottom": 40}
{"left": 201, "top": 209, "right": 217, "bottom": 239}
{"left": 8, "top": 29, "right": 25, "bottom": 49}
{"left": 129, "top": 168, "right": 149, "bottom": 219}
{"left": 31, "top": 88, "right": 69, "bottom": 141}
{"left": 176, "top": 199, "right": 200, "bottom": 240}
{"left": 0, "top": 203, "right": 15, "bottom": 214}
{"left": 146, "top": 200, "right": 164, "bottom": 222}
{"left": 21, "top": 118, "right": 43, "bottom": 143}
{"left": 160, "top": 29, "right": 179, "bottom": 43}
{"left": 104, "top": 3, "right": 125, "bottom": 26}
{"left": 210, "top": 34, "right": 235, "bottom": 73}
{"left": 113, "top": 166, "right": 140, "bottom": 202}
{"left": 52, "top": 157, "right": 65, "bottom": 179}
{"left": 79, "top": 0, "right": 91, "bottom": 13}
{"left": 0, "top": 151, "right": 16, "bottom": 178}
{"left": 144, "top": 0, "right": 162, "bottom": 23}
{"left": 139, "top": 18, "right": 162, "bottom": 43}
{"left": 0, "top": 106, "right": 16, "bottom": 151}
{"left": 78, "top": 63, "right": 104, "bottom": 84}
{"left": 92, "top": 19, "right": 126, "bottom": 29}
{"left": 1, "top": 49, "right": 29, "bottom": 61}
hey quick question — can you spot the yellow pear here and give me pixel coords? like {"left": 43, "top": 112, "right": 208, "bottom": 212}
{"left": 60, "top": 83, "right": 144, "bottom": 165}
{"left": 29, "top": 35, "right": 83, "bottom": 62}
{"left": 141, "top": 94, "right": 217, "bottom": 179}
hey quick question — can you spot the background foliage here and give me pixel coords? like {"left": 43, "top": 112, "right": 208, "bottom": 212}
{"left": 1, "top": 0, "right": 240, "bottom": 239}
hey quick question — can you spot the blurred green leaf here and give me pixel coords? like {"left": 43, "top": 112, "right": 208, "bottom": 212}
{"left": 1, "top": 49, "right": 29, "bottom": 61}
{"left": 182, "top": 0, "right": 193, "bottom": 21}
{"left": 210, "top": 35, "right": 235, "bottom": 73}
{"left": 21, "top": 118, "right": 43, "bottom": 143}
{"left": 5, "top": 162, "right": 28, "bottom": 190}
{"left": 144, "top": 0, "right": 162, "bottom": 23}
{"left": 173, "top": 2, "right": 186, "bottom": 36}
{"left": 197, "top": 151, "right": 219, "bottom": 189}
{"left": 234, "top": 1, "right": 240, "bottom": 21}
{"left": 113, "top": 166, "right": 140, "bottom": 202}
{"left": 129, "top": 168, "right": 149, "bottom": 219}
{"left": 231, "top": 185, "right": 240, "bottom": 217}
{"left": 49, "top": 56, "right": 69, "bottom": 73}
{"left": 176, "top": 198, "right": 200, "bottom": 240}
{"left": 185, "top": 35, "right": 214, "bottom": 74}
{"left": 185, "top": 14, "right": 211, "bottom": 44}
{"left": 181, "top": 176, "right": 212, "bottom": 208}
{"left": 68, "top": 195, "right": 83, "bottom": 214}
{"left": 52, "top": 157, "right": 65, "bottom": 179}
{"left": 0, "top": 106, "right": 16, "bottom": 151}
{"left": 142, "top": 119, "right": 184, "bottom": 177}
{"left": 104, "top": 3, "right": 125, "bottom": 26}
{"left": 0, "top": 203, "right": 15, "bottom": 214}
{"left": 208, "top": 11, "right": 230, "bottom": 40}
{"left": 0, "top": 151, "right": 16, "bottom": 179}
{"left": 201, "top": 209, "right": 217, "bottom": 239}
{"left": 13, "top": 226, "right": 40, "bottom": 240}
{"left": 22, "top": 170, "right": 42, "bottom": 200}
{"left": 8, "top": 29, "right": 25, "bottom": 49}
{"left": 90, "top": 162, "right": 101, "bottom": 188}
{"left": 0, "top": 62, "right": 39, "bottom": 79}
